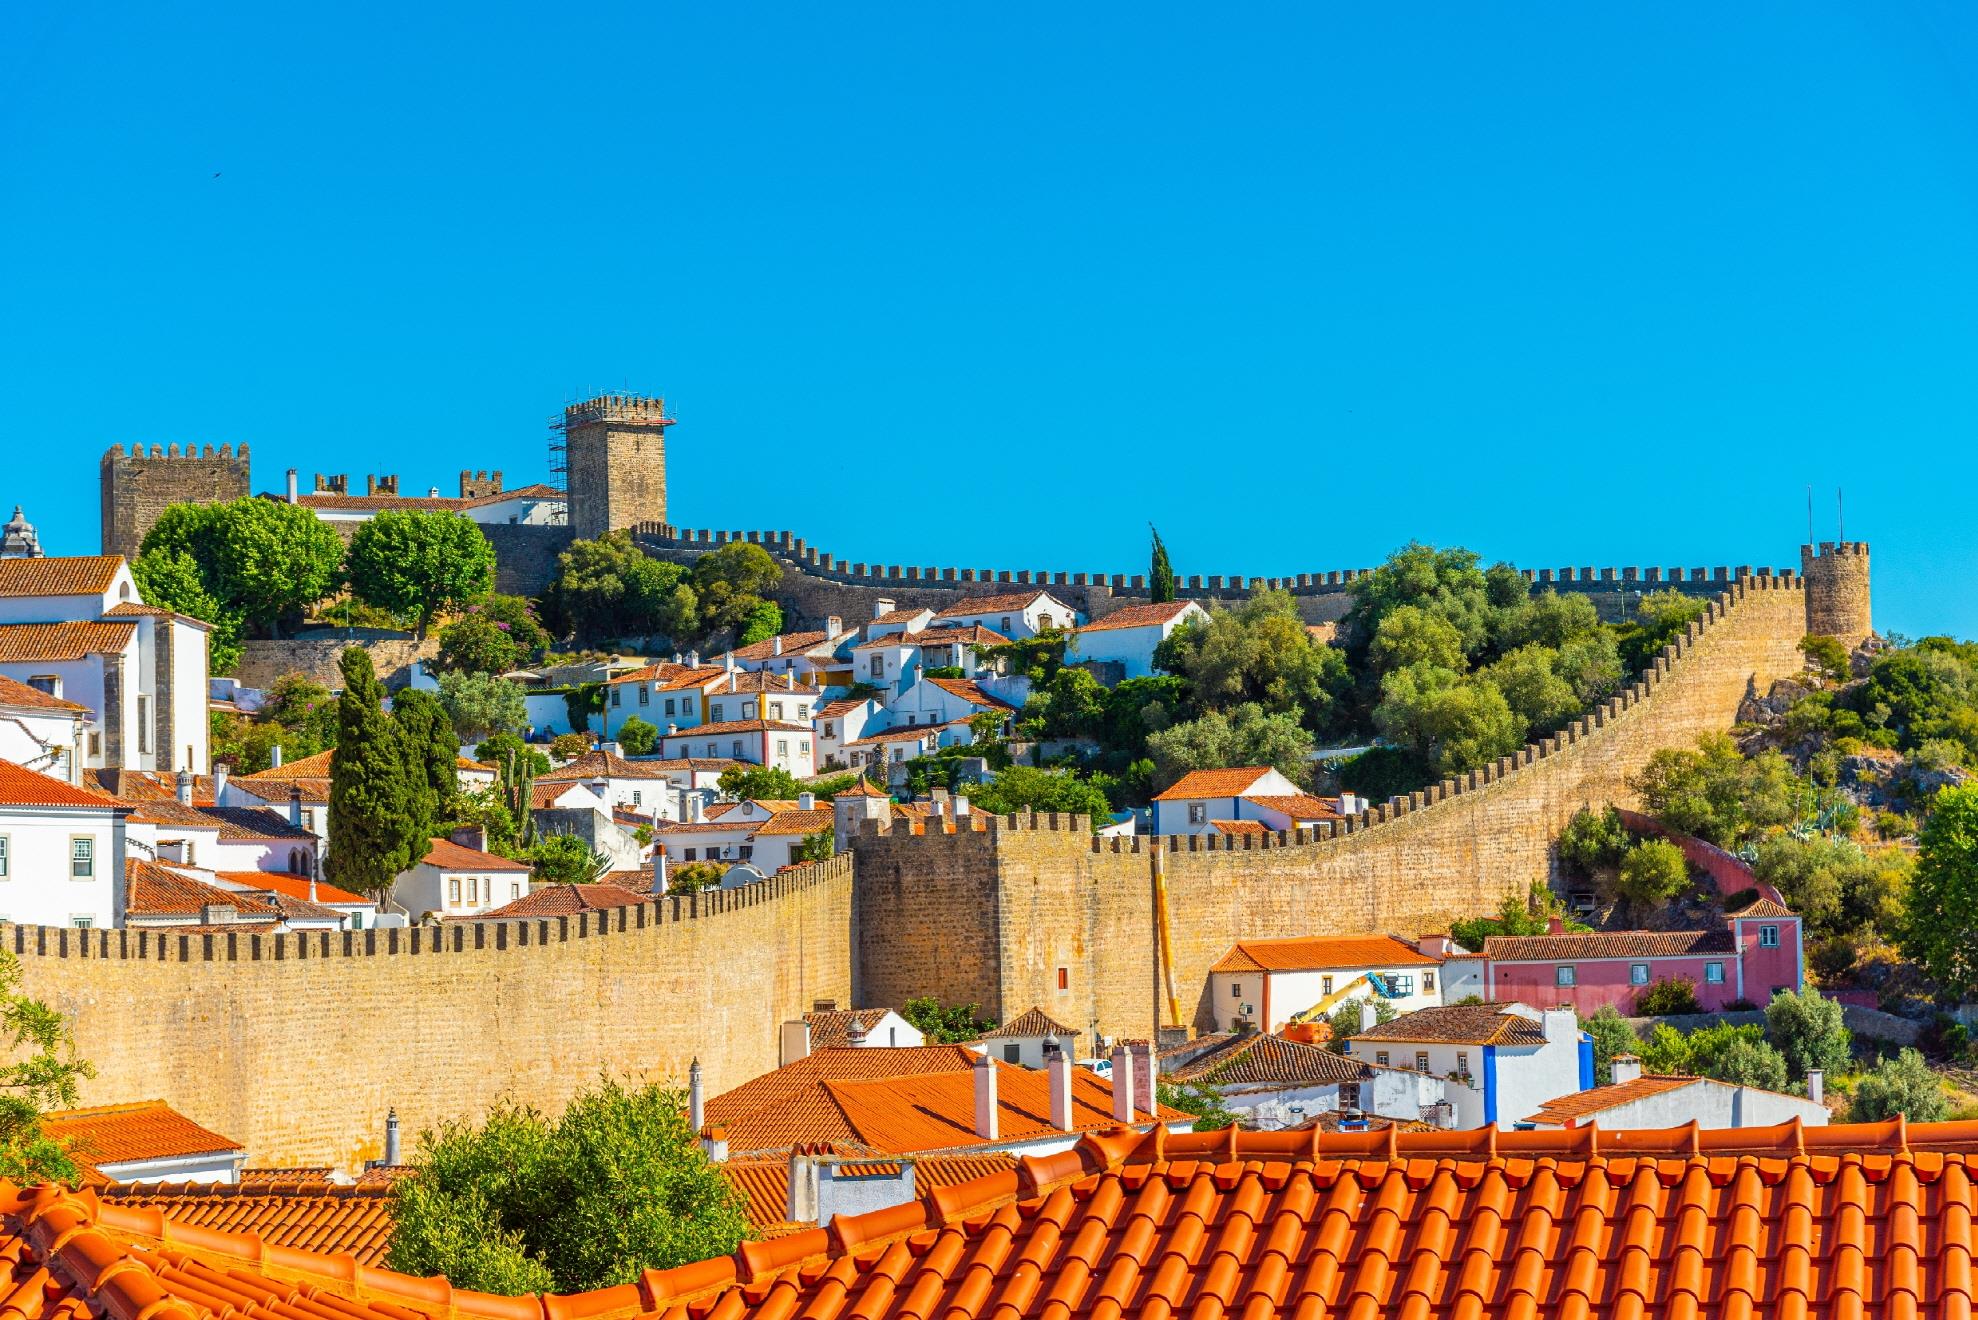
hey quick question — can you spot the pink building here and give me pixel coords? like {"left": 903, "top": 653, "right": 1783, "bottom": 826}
{"left": 1476, "top": 899, "right": 1803, "bottom": 1015}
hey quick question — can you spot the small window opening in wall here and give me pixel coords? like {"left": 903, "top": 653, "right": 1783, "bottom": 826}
{"left": 1056, "top": 967, "right": 1069, "bottom": 991}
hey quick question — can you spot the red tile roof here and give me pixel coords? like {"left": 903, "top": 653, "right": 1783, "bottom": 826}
{"left": 852, "top": 625, "right": 1012, "bottom": 651}
{"left": 752, "top": 807, "right": 836, "bottom": 837}
{"left": 126, "top": 861, "right": 279, "bottom": 921}
{"left": 538, "top": 750, "right": 740, "bottom": 781}
{"left": 1151, "top": 766, "right": 1276, "bottom": 800}
{"left": 978, "top": 1007, "right": 1076, "bottom": 1039}
{"left": 197, "top": 805, "right": 318, "bottom": 842}
{"left": 722, "top": 1151, "right": 1016, "bottom": 1236}
{"left": 418, "top": 837, "right": 532, "bottom": 872}
{"left": 802, "top": 1008, "right": 894, "bottom": 1048}
{"left": 1210, "top": 934, "right": 1437, "bottom": 973}
{"left": 925, "top": 676, "right": 1016, "bottom": 709}
{"left": 467, "top": 883, "right": 650, "bottom": 919}
{"left": 663, "top": 718, "right": 810, "bottom": 737}
{"left": 9, "top": 1121, "right": 1978, "bottom": 1320}
{"left": 1074, "top": 600, "right": 1200, "bottom": 632}
{"left": 0, "top": 556, "right": 124, "bottom": 597}
{"left": 724, "top": 631, "right": 830, "bottom": 662}
{"left": 105, "top": 601, "right": 213, "bottom": 631}
{"left": 100, "top": 1181, "right": 394, "bottom": 1263}
{"left": 1732, "top": 896, "right": 1798, "bottom": 918}
{"left": 1242, "top": 792, "right": 1344, "bottom": 820}
{"left": 932, "top": 590, "right": 1062, "bottom": 619}
{"left": 0, "top": 620, "right": 137, "bottom": 662}
{"left": 0, "top": 674, "right": 86, "bottom": 713}
{"left": 1209, "top": 819, "right": 1270, "bottom": 836}
{"left": 1165, "top": 1031, "right": 1371, "bottom": 1087}
{"left": 0, "top": 759, "right": 120, "bottom": 809}
{"left": 1352, "top": 1002, "right": 1553, "bottom": 1046}
{"left": 39, "top": 1101, "right": 241, "bottom": 1184}
{"left": 213, "top": 871, "right": 368, "bottom": 906}
{"left": 1523, "top": 1073, "right": 1701, "bottom": 1125}
{"left": 1483, "top": 928, "right": 1738, "bottom": 960}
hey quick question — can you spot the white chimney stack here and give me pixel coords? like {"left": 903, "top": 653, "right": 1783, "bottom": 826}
{"left": 1110, "top": 1043, "right": 1135, "bottom": 1123}
{"left": 780, "top": 1019, "right": 812, "bottom": 1066}
{"left": 286, "top": 469, "right": 299, "bottom": 504}
{"left": 798, "top": 792, "right": 815, "bottom": 811}
{"left": 289, "top": 783, "right": 305, "bottom": 829}
{"left": 688, "top": 1058, "right": 705, "bottom": 1132}
{"left": 1806, "top": 1068, "right": 1825, "bottom": 1106}
{"left": 213, "top": 763, "right": 229, "bottom": 802}
{"left": 873, "top": 598, "right": 896, "bottom": 621}
{"left": 1129, "top": 1039, "right": 1154, "bottom": 1117}
{"left": 826, "top": 615, "right": 844, "bottom": 638}
{"left": 1611, "top": 1053, "right": 1643, "bottom": 1086}
{"left": 175, "top": 770, "right": 194, "bottom": 806}
{"left": 972, "top": 1051, "right": 999, "bottom": 1141}
{"left": 772, "top": 636, "right": 783, "bottom": 656}
{"left": 651, "top": 846, "right": 667, "bottom": 895}
{"left": 270, "top": 744, "right": 283, "bottom": 769}
{"left": 384, "top": 1108, "right": 401, "bottom": 1165}
{"left": 1045, "top": 1038, "right": 1074, "bottom": 1132}
{"left": 1358, "top": 998, "right": 1378, "bottom": 1034}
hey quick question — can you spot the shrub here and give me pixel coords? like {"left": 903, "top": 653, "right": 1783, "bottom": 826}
{"left": 1155, "top": 1081, "right": 1236, "bottom": 1132}
{"left": 1763, "top": 986, "right": 1851, "bottom": 1082}
{"left": 1613, "top": 839, "right": 1690, "bottom": 906}
{"left": 617, "top": 716, "right": 659, "bottom": 757}
{"left": 1634, "top": 979, "right": 1702, "bottom": 1016}
{"left": 1849, "top": 1048, "right": 1948, "bottom": 1122}
{"left": 1582, "top": 1005, "right": 1640, "bottom": 1085}
{"left": 1799, "top": 634, "right": 1851, "bottom": 682}
{"left": 549, "top": 733, "right": 591, "bottom": 761}
{"left": 1557, "top": 805, "right": 1627, "bottom": 877}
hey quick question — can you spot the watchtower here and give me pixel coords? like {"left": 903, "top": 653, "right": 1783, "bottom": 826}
{"left": 558, "top": 395, "right": 674, "bottom": 539}
{"left": 1801, "top": 541, "right": 1872, "bottom": 649}
{"left": 100, "top": 444, "right": 252, "bottom": 560}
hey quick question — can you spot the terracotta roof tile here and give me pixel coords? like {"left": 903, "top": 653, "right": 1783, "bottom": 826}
{"left": 0, "top": 555, "right": 123, "bottom": 597}
{"left": 1073, "top": 600, "right": 1199, "bottom": 632}
{"left": 931, "top": 590, "right": 1061, "bottom": 619}
{"left": 0, "top": 674, "right": 86, "bottom": 713}
{"left": 212, "top": 871, "right": 367, "bottom": 906}
{"left": 465, "top": 883, "right": 649, "bottom": 919}
{"left": 1151, "top": 766, "right": 1275, "bottom": 801}
{"left": 852, "top": 625, "right": 1012, "bottom": 651}
{"left": 240, "top": 748, "right": 336, "bottom": 780}
{"left": 721, "top": 1151, "right": 1016, "bottom": 1234}
{"left": 539, "top": 750, "right": 740, "bottom": 781}
{"left": 1166, "top": 1032, "right": 1371, "bottom": 1086}
{"left": 814, "top": 1066, "right": 1172, "bottom": 1153}
{"left": 1522, "top": 1073, "right": 1701, "bottom": 1124}
{"left": 1209, "top": 819, "right": 1270, "bottom": 836}
{"left": 126, "top": 861, "right": 279, "bottom": 921}
{"left": 196, "top": 805, "right": 317, "bottom": 842}
{"left": 802, "top": 1008, "right": 892, "bottom": 1048}
{"left": 419, "top": 837, "right": 532, "bottom": 872}
{"left": 924, "top": 676, "right": 1016, "bottom": 710}
{"left": 705, "top": 1046, "right": 987, "bottom": 1151}
{"left": 1483, "top": 927, "right": 1738, "bottom": 960}
{"left": 0, "top": 759, "right": 120, "bottom": 809}
{"left": 978, "top": 1007, "right": 1076, "bottom": 1039}
{"left": 724, "top": 631, "right": 830, "bottom": 662}
{"left": 1351, "top": 1002, "right": 1552, "bottom": 1046}
{"left": 751, "top": 807, "right": 835, "bottom": 837}
{"left": 1241, "top": 792, "right": 1344, "bottom": 819}
{"left": 0, "top": 620, "right": 137, "bottom": 662}
{"left": 868, "top": 607, "right": 932, "bottom": 626}
{"left": 100, "top": 1182, "right": 394, "bottom": 1263}
{"left": 1210, "top": 934, "right": 1437, "bottom": 973}
{"left": 1732, "top": 895, "right": 1798, "bottom": 918}
{"left": 663, "top": 718, "right": 810, "bottom": 737}
{"left": 39, "top": 1101, "right": 241, "bottom": 1184}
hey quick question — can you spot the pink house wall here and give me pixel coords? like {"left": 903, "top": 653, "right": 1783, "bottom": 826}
{"left": 1735, "top": 916, "right": 1804, "bottom": 1002}
{"left": 1489, "top": 954, "right": 1745, "bottom": 1015}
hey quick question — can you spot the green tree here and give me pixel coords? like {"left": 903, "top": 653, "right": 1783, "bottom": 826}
{"left": 1763, "top": 987, "right": 1851, "bottom": 1083}
{"left": 1372, "top": 664, "right": 1524, "bottom": 778}
{"left": 1901, "top": 783, "right": 1978, "bottom": 1001}
{"left": 1145, "top": 703, "right": 1313, "bottom": 790}
{"left": 1620, "top": 590, "right": 1710, "bottom": 671}
{"left": 1627, "top": 733, "right": 1798, "bottom": 847}
{"left": 1581, "top": 1006, "right": 1640, "bottom": 1085}
{"left": 438, "top": 672, "right": 527, "bottom": 743}
{"left": 1848, "top": 1048, "right": 1948, "bottom": 1122}
{"left": 437, "top": 614, "right": 524, "bottom": 676}
{"left": 1614, "top": 839, "right": 1691, "bottom": 906}
{"left": 140, "top": 497, "right": 345, "bottom": 638}
{"left": 478, "top": 732, "right": 550, "bottom": 777}
{"left": 1800, "top": 634, "right": 1851, "bottom": 682}
{"left": 1480, "top": 644, "right": 1581, "bottom": 737}
{"left": 392, "top": 688, "right": 460, "bottom": 828}
{"left": 1557, "top": 805, "right": 1627, "bottom": 877}
{"left": 692, "top": 542, "right": 782, "bottom": 635}
{"left": 1325, "top": 996, "right": 1396, "bottom": 1053}
{"left": 262, "top": 673, "right": 341, "bottom": 753}
{"left": 527, "top": 833, "right": 608, "bottom": 885}
{"left": 1344, "top": 543, "right": 1496, "bottom": 662}
{"left": 901, "top": 996, "right": 995, "bottom": 1043}
{"left": 616, "top": 716, "right": 659, "bottom": 757}
{"left": 1367, "top": 606, "right": 1465, "bottom": 676}
{"left": 327, "top": 648, "right": 428, "bottom": 902}
{"left": 791, "top": 830, "right": 834, "bottom": 863}
{"left": 1636, "top": 1022, "right": 1789, "bottom": 1090}
{"left": 1154, "top": 1081, "right": 1235, "bottom": 1131}
{"left": 718, "top": 764, "right": 805, "bottom": 801}
{"left": 550, "top": 732, "right": 592, "bottom": 761}
{"left": 131, "top": 547, "right": 245, "bottom": 674}
{"left": 347, "top": 511, "right": 497, "bottom": 637}
{"left": 665, "top": 861, "right": 725, "bottom": 892}
{"left": 1494, "top": 590, "right": 1602, "bottom": 653}
{"left": 387, "top": 1077, "right": 749, "bottom": 1295}
{"left": 0, "top": 947, "right": 96, "bottom": 1183}
{"left": 737, "top": 600, "right": 784, "bottom": 647}
{"left": 476, "top": 595, "right": 552, "bottom": 661}
{"left": 1449, "top": 882, "right": 1588, "bottom": 951}
{"left": 1154, "top": 590, "right": 1349, "bottom": 731}
{"left": 541, "top": 533, "right": 698, "bottom": 643}
{"left": 1149, "top": 525, "right": 1177, "bottom": 604}
{"left": 969, "top": 766, "right": 1113, "bottom": 827}
{"left": 1634, "top": 979, "right": 1702, "bottom": 1015}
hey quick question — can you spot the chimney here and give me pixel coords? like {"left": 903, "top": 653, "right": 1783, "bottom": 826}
{"left": 1110, "top": 1042, "right": 1135, "bottom": 1123}
{"left": 285, "top": 469, "right": 299, "bottom": 504}
{"left": 873, "top": 598, "right": 895, "bottom": 621}
{"left": 1045, "top": 1037, "right": 1074, "bottom": 1132}
{"left": 846, "top": 1016, "right": 868, "bottom": 1046}
{"left": 1806, "top": 1068, "right": 1825, "bottom": 1106}
{"left": 1611, "top": 1053, "right": 1643, "bottom": 1086}
{"left": 725, "top": 654, "right": 737, "bottom": 675}
{"left": 308, "top": 866, "right": 318, "bottom": 904}
{"left": 687, "top": 796, "right": 703, "bottom": 823}
{"left": 826, "top": 615, "right": 844, "bottom": 638}
{"left": 200, "top": 902, "right": 235, "bottom": 925}
{"left": 1541, "top": 1009, "right": 1578, "bottom": 1047}
{"left": 798, "top": 792, "right": 815, "bottom": 811}
{"left": 771, "top": 636, "right": 783, "bottom": 656}
{"left": 786, "top": 1151, "right": 817, "bottom": 1223}
{"left": 955, "top": 794, "right": 971, "bottom": 817}
{"left": 1358, "top": 998, "right": 1378, "bottom": 1034}
{"left": 700, "top": 1124, "right": 729, "bottom": 1161}
{"left": 1547, "top": 916, "right": 1565, "bottom": 935}
{"left": 972, "top": 1051, "right": 999, "bottom": 1141}
{"left": 780, "top": 1019, "right": 812, "bottom": 1065}
{"left": 688, "top": 650, "right": 700, "bottom": 668}
{"left": 384, "top": 1109, "right": 401, "bottom": 1165}
{"left": 450, "top": 824, "right": 488, "bottom": 852}
{"left": 175, "top": 770, "right": 194, "bottom": 806}
{"left": 688, "top": 1058, "right": 705, "bottom": 1131}
{"left": 271, "top": 744, "right": 283, "bottom": 769}
{"left": 651, "top": 846, "right": 667, "bottom": 895}
{"left": 289, "top": 783, "right": 304, "bottom": 829}
{"left": 213, "top": 763, "right": 229, "bottom": 802}
{"left": 1129, "top": 1040, "right": 1154, "bottom": 1117}
{"left": 666, "top": 723, "right": 678, "bottom": 736}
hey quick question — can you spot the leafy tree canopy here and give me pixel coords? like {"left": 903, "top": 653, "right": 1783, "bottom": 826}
{"left": 1343, "top": 543, "right": 1496, "bottom": 662}
{"left": 139, "top": 498, "right": 344, "bottom": 637}
{"left": 542, "top": 533, "right": 698, "bottom": 643}
{"left": 901, "top": 996, "right": 994, "bottom": 1043}
{"left": 1613, "top": 839, "right": 1691, "bottom": 907}
{"left": 616, "top": 716, "right": 659, "bottom": 757}
{"left": 347, "top": 511, "right": 496, "bottom": 637}
{"left": 1149, "top": 525, "right": 1176, "bottom": 604}
{"left": 1154, "top": 591, "right": 1349, "bottom": 732}
{"left": 718, "top": 764, "right": 806, "bottom": 802}
{"left": 969, "top": 765, "right": 1113, "bottom": 827}
{"left": 0, "top": 947, "right": 95, "bottom": 1183}
{"left": 438, "top": 672, "right": 527, "bottom": 744}
{"left": 1763, "top": 987, "right": 1851, "bottom": 1083}
{"left": 327, "top": 648, "right": 429, "bottom": 901}
{"left": 1145, "top": 703, "right": 1313, "bottom": 791}
{"left": 1902, "top": 783, "right": 1978, "bottom": 1001}
{"left": 131, "top": 547, "right": 244, "bottom": 674}
{"left": 1848, "top": 1048, "right": 1948, "bottom": 1122}
{"left": 1627, "top": 733, "right": 1799, "bottom": 847}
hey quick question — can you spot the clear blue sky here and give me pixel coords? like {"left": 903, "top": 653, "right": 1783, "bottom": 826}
{"left": 5, "top": 3, "right": 1976, "bottom": 637}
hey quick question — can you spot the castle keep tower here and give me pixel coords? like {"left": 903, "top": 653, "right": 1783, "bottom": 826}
{"left": 1801, "top": 541, "right": 1872, "bottom": 649}
{"left": 100, "top": 444, "right": 252, "bottom": 559}
{"left": 559, "top": 395, "right": 674, "bottom": 539}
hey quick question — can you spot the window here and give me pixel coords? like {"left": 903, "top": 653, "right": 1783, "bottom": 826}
{"left": 71, "top": 916, "right": 93, "bottom": 929}
{"left": 712, "top": 703, "right": 725, "bottom": 721}
{"left": 611, "top": 688, "right": 622, "bottom": 708}
{"left": 25, "top": 676, "right": 57, "bottom": 697}
{"left": 705, "top": 743, "right": 718, "bottom": 757}
{"left": 302, "top": 808, "right": 317, "bottom": 832}
{"left": 1000, "top": 616, "right": 1012, "bottom": 632}
{"left": 770, "top": 702, "right": 783, "bottom": 719}
{"left": 1760, "top": 925, "right": 1780, "bottom": 948}
{"left": 1005, "top": 1044, "right": 1020, "bottom": 1063}
{"left": 510, "top": 883, "right": 521, "bottom": 899}
{"left": 1057, "top": 967, "right": 1069, "bottom": 990}
{"left": 890, "top": 747, "right": 904, "bottom": 763}
{"left": 906, "top": 715, "right": 917, "bottom": 727}
{"left": 869, "top": 656, "right": 884, "bottom": 679}
{"left": 1321, "top": 975, "right": 1333, "bottom": 995}
{"left": 448, "top": 878, "right": 461, "bottom": 903}
{"left": 1231, "top": 982, "right": 1242, "bottom": 999}
{"left": 136, "top": 697, "right": 150, "bottom": 753}
{"left": 824, "top": 723, "right": 836, "bottom": 739}
{"left": 1423, "top": 972, "right": 1436, "bottom": 994}
{"left": 1555, "top": 965, "right": 1576, "bottom": 987}
{"left": 1456, "top": 1051, "right": 1469, "bottom": 1075}
{"left": 683, "top": 698, "right": 695, "bottom": 714}
{"left": 665, "top": 698, "right": 677, "bottom": 716}
{"left": 1385, "top": 974, "right": 1416, "bottom": 996}
{"left": 776, "top": 740, "right": 789, "bottom": 759}
{"left": 796, "top": 705, "right": 808, "bottom": 719}
{"left": 1187, "top": 803, "right": 1207, "bottom": 825}
{"left": 731, "top": 740, "right": 744, "bottom": 758}
{"left": 684, "top": 848, "right": 697, "bottom": 861}
{"left": 88, "top": 732, "right": 101, "bottom": 757}
{"left": 70, "top": 837, "right": 94, "bottom": 880}
{"left": 1416, "top": 1052, "right": 1430, "bottom": 1073}
{"left": 632, "top": 791, "right": 642, "bottom": 806}
{"left": 743, "top": 702, "right": 757, "bottom": 718}
{"left": 1375, "top": 1051, "right": 1390, "bottom": 1067}
{"left": 1630, "top": 964, "right": 1650, "bottom": 986}
{"left": 1705, "top": 962, "right": 1726, "bottom": 984}
{"left": 0, "top": 836, "right": 9, "bottom": 878}
{"left": 639, "top": 686, "right": 649, "bottom": 706}
{"left": 738, "top": 845, "right": 753, "bottom": 860}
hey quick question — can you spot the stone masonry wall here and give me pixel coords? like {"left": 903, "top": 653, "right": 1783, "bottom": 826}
{"left": 235, "top": 635, "right": 441, "bottom": 691}
{"left": 100, "top": 445, "right": 252, "bottom": 560}
{"left": 852, "top": 576, "right": 1810, "bottom": 1045}
{"left": 14, "top": 855, "right": 852, "bottom": 1170}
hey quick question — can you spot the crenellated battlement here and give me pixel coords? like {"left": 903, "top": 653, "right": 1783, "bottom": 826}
{"left": 104, "top": 443, "right": 249, "bottom": 461}
{"left": 563, "top": 394, "right": 673, "bottom": 426}
{"left": 100, "top": 442, "right": 254, "bottom": 558}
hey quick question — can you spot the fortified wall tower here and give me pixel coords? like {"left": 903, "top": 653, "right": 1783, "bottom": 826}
{"left": 99, "top": 444, "right": 252, "bottom": 559}
{"left": 560, "top": 394, "right": 673, "bottom": 539}
{"left": 1801, "top": 541, "right": 1873, "bottom": 649}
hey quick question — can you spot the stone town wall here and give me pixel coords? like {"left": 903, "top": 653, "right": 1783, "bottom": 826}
{"left": 851, "top": 574, "right": 1810, "bottom": 1044}
{"left": 631, "top": 523, "right": 1779, "bottom": 629}
{"left": 235, "top": 635, "right": 441, "bottom": 691}
{"left": 99, "top": 445, "right": 253, "bottom": 561}
{"left": 482, "top": 523, "right": 576, "bottom": 598}
{"left": 12, "top": 855, "right": 852, "bottom": 1170}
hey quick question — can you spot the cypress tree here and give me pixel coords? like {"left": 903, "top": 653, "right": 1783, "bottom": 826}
{"left": 327, "top": 648, "right": 429, "bottom": 902}
{"left": 392, "top": 687, "right": 459, "bottom": 831}
{"left": 1150, "top": 525, "right": 1177, "bottom": 604}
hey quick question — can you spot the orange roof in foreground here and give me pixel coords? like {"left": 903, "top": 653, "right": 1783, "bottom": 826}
{"left": 0, "top": 759, "right": 119, "bottom": 809}
{"left": 100, "top": 1180, "right": 394, "bottom": 1264}
{"left": 39, "top": 1101, "right": 241, "bottom": 1184}
{"left": 8, "top": 1120, "right": 1978, "bottom": 1320}
{"left": 1151, "top": 766, "right": 1275, "bottom": 800}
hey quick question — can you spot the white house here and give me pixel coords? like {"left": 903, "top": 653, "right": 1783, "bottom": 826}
{"left": 656, "top": 720, "right": 813, "bottom": 776}
{"left": 814, "top": 697, "right": 881, "bottom": 769}
{"left": 0, "top": 556, "right": 210, "bottom": 774}
{"left": 718, "top": 624, "right": 852, "bottom": 685}
{"left": 603, "top": 662, "right": 723, "bottom": 741}
{"left": 390, "top": 835, "right": 533, "bottom": 920}
{"left": 41, "top": 1100, "right": 245, "bottom": 1185}
{"left": 1151, "top": 767, "right": 1357, "bottom": 836}
{"left": 0, "top": 759, "right": 127, "bottom": 928}
{"left": 969, "top": 1006, "right": 1081, "bottom": 1068}
{"left": 931, "top": 590, "right": 1079, "bottom": 639}
{"left": 0, "top": 675, "right": 87, "bottom": 783}
{"left": 1344, "top": 1002, "right": 1591, "bottom": 1130}
{"left": 290, "top": 475, "right": 565, "bottom": 529}
{"left": 841, "top": 724, "right": 947, "bottom": 780}
{"left": 1065, "top": 601, "right": 1209, "bottom": 682}
{"left": 887, "top": 676, "right": 1019, "bottom": 732}
{"left": 650, "top": 795, "right": 835, "bottom": 874}
{"left": 1208, "top": 934, "right": 1447, "bottom": 1034}
{"left": 862, "top": 602, "right": 936, "bottom": 643}
{"left": 780, "top": 1003, "right": 927, "bottom": 1063}
{"left": 1162, "top": 1030, "right": 1446, "bottom": 1127}
{"left": 536, "top": 748, "right": 739, "bottom": 817}
{"left": 1520, "top": 1054, "right": 1832, "bottom": 1131}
